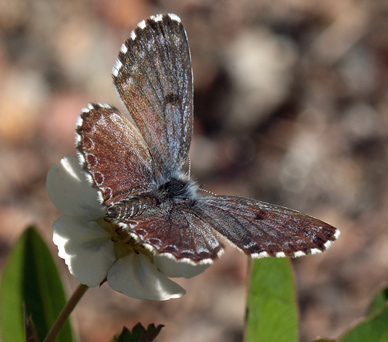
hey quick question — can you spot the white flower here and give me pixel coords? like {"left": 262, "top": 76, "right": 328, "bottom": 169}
{"left": 47, "top": 156, "right": 210, "bottom": 300}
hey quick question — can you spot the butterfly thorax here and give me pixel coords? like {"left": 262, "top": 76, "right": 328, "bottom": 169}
{"left": 155, "top": 177, "right": 197, "bottom": 201}
{"left": 106, "top": 175, "right": 197, "bottom": 221}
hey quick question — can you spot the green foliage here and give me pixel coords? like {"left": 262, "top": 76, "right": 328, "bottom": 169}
{"left": 245, "top": 260, "right": 388, "bottom": 342}
{"left": 367, "top": 287, "right": 388, "bottom": 316}
{"left": 0, "top": 227, "right": 74, "bottom": 342}
{"left": 25, "top": 315, "right": 40, "bottom": 342}
{"left": 245, "top": 258, "right": 298, "bottom": 342}
{"left": 339, "top": 287, "right": 388, "bottom": 342}
{"left": 112, "top": 323, "right": 164, "bottom": 342}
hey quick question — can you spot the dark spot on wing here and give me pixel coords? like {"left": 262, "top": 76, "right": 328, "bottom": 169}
{"left": 166, "top": 93, "right": 180, "bottom": 105}
{"left": 255, "top": 213, "right": 265, "bottom": 220}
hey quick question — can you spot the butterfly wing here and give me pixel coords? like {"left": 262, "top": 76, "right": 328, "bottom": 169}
{"left": 118, "top": 193, "right": 338, "bottom": 262}
{"left": 113, "top": 14, "right": 193, "bottom": 176}
{"left": 124, "top": 201, "right": 224, "bottom": 263}
{"left": 76, "top": 104, "right": 156, "bottom": 205}
{"left": 190, "top": 195, "right": 340, "bottom": 258}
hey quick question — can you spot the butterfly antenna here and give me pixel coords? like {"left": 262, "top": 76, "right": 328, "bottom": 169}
{"left": 198, "top": 187, "right": 216, "bottom": 195}
{"left": 187, "top": 156, "right": 192, "bottom": 178}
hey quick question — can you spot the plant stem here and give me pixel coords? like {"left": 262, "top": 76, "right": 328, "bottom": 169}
{"left": 44, "top": 283, "right": 89, "bottom": 342}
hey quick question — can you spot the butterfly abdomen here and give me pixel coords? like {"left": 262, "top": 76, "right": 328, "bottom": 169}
{"left": 107, "top": 195, "right": 158, "bottom": 221}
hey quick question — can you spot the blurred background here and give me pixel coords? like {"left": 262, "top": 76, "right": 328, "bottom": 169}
{"left": 1, "top": 0, "right": 388, "bottom": 341}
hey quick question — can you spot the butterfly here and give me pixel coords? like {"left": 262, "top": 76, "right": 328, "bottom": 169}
{"left": 75, "top": 13, "right": 339, "bottom": 264}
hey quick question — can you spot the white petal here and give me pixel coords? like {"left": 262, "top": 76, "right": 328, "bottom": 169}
{"left": 53, "top": 215, "right": 115, "bottom": 287}
{"left": 153, "top": 254, "right": 211, "bottom": 279}
{"left": 107, "top": 253, "right": 185, "bottom": 300}
{"left": 47, "top": 156, "right": 104, "bottom": 219}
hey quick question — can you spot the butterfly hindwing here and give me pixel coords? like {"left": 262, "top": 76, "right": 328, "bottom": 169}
{"left": 117, "top": 193, "right": 339, "bottom": 262}
{"left": 122, "top": 201, "right": 224, "bottom": 262}
{"left": 190, "top": 195, "right": 339, "bottom": 258}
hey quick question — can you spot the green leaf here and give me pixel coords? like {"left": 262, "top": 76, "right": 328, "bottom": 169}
{"left": 335, "top": 286, "right": 388, "bottom": 342}
{"left": 245, "top": 258, "right": 298, "bottom": 342}
{"left": 113, "top": 327, "right": 132, "bottom": 342}
{"left": 367, "top": 287, "right": 388, "bottom": 316}
{"left": 112, "top": 323, "right": 164, "bottom": 342}
{"left": 340, "top": 304, "right": 388, "bottom": 342}
{"left": 0, "top": 227, "right": 74, "bottom": 342}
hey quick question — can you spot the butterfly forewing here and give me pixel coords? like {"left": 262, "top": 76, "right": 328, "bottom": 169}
{"left": 190, "top": 196, "right": 339, "bottom": 258}
{"left": 76, "top": 104, "right": 156, "bottom": 204}
{"left": 113, "top": 14, "right": 193, "bottom": 176}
